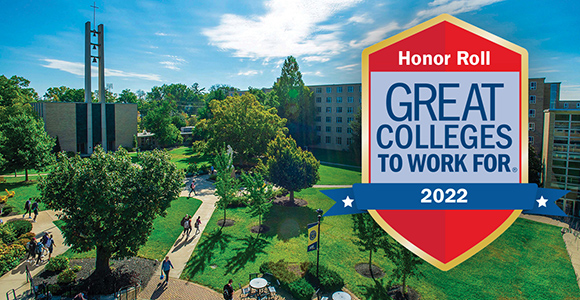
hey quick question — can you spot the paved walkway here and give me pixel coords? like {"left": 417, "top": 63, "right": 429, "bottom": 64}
{"left": 0, "top": 210, "right": 70, "bottom": 299}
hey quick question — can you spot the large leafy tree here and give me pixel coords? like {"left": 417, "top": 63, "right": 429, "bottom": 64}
{"left": 142, "top": 101, "right": 183, "bottom": 147}
{"left": 0, "top": 112, "right": 54, "bottom": 181}
{"left": 200, "top": 93, "right": 286, "bottom": 164}
{"left": 383, "top": 238, "right": 423, "bottom": 295}
{"left": 242, "top": 172, "right": 274, "bottom": 234}
{"left": 43, "top": 86, "right": 86, "bottom": 102}
{"left": 38, "top": 147, "right": 182, "bottom": 275}
{"left": 214, "top": 149, "right": 239, "bottom": 228}
{"left": 118, "top": 89, "right": 139, "bottom": 104}
{"left": 352, "top": 213, "right": 387, "bottom": 279}
{"left": 273, "top": 56, "right": 315, "bottom": 147}
{"left": 0, "top": 75, "right": 38, "bottom": 107}
{"left": 265, "top": 134, "right": 319, "bottom": 203}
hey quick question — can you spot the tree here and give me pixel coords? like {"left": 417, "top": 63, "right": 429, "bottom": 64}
{"left": 0, "top": 75, "right": 38, "bottom": 107}
{"left": 352, "top": 213, "right": 387, "bottom": 279}
{"left": 214, "top": 148, "right": 239, "bottom": 228}
{"left": 53, "top": 136, "right": 62, "bottom": 153}
{"left": 38, "top": 147, "right": 182, "bottom": 275}
{"left": 43, "top": 86, "right": 85, "bottom": 102}
{"left": 383, "top": 238, "right": 423, "bottom": 295}
{"left": 349, "top": 108, "right": 362, "bottom": 165}
{"left": 273, "top": 56, "right": 315, "bottom": 147}
{"left": 118, "top": 89, "right": 139, "bottom": 104}
{"left": 0, "top": 111, "right": 54, "bottom": 181}
{"left": 200, "top": 94, "right": 287, "bottom": 164}
{"left": 265, "top": 134, "right": 319, "bottom": 203}
{"left": 529, "top": 144, "right": 542, "bottom": 186}
{"left": 242, "top": 172, "right": 273, "bottom": 233}
{"left": 142, "top": 101, "right": 183, "bottom": 147}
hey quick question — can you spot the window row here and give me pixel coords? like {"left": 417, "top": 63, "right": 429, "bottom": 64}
{"left": 315, "top": 86, "right": 360, "bottom": 93}
{"left": 316, "top": 136, "right": 354, "bottom": 145}
{"left": 316, "top": 97, "right": 358, "bottom": 103}
{"left": 316, "top": 107, "right": 356, "bottom": 113}
{"left": 315, "top": 116, "right": 354, "bottom": 123}
{"left": 315, "top": 126, "right": 353, "bottom": 134}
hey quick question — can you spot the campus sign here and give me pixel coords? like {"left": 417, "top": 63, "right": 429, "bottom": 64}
{"left": 321, "top": 14, "right": 568, "bottom": 270}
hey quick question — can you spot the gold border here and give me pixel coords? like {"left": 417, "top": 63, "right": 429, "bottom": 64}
{"left": 361, "top": 14, "right": 529, "bottom": 271}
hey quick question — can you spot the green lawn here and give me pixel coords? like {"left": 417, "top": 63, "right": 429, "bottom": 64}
{"left": 129, "top": 147, "right": 213, "bottom": 171}
{"left": 59, "top": 196, "right": 202, "bottom": 261}
{"left": 310, "top": 148, "right": 359, "bottom": 167}
{"left": 0, "top": 176, "right": 47, "bottom": 214}
{"left": 181, "top": 188, "right": 580, "bottom": 299}
{"left": 317, "top": 164, "right": 361, "bottom": 186}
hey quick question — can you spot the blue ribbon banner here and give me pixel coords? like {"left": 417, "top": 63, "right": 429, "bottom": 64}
{"left": 321, "top": 183, "right": 569, "bottom": 217}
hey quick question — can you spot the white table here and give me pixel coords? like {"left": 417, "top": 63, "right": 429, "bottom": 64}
{"left": 332, "top": 291, "right": 351, "bottom": 300}
{"left": 249, "top": 278, "right": 268, "bottom": 298}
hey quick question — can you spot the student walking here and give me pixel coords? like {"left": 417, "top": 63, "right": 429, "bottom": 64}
{"left": 194, "top": 216, "right": 202, "bottom": 234}
{"left": 45, "top": 234, "right": 55, "bottom": 260}
{"left": 31, "top": 199, "right": 39, "bottom": 222}
{"left": 35, "top": 239, "right": 44, "bottom": 266}
{"left": 182, "top": 214, "right": 191, "bottom": 236}
{"left": 26, "top": 238, "right": 37, "bottom": 263}
{"left": 161, "top": 256, "right": 174, "bottom": 282}
{"left": 223, "top": 279, "right": 234, "bottom": 300}
{"left": 23, "top": 198, "right": 32, "bottom": 218}
{"left": 189, "top": 180, "right": 196, "bottom": 197}
{"left": 186, "top": 216, "right": 192, "bottom": 235}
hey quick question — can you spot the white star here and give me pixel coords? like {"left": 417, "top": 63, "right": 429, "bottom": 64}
{"left": 537, "top": 196, "right": 548, "bottom": 208}
{"left": 343, "top": 196, "right": 354, "bottom": 208}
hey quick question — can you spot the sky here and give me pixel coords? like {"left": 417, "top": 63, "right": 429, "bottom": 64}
{"left": 1, "top": 0, "right": 580, "bottom": 99}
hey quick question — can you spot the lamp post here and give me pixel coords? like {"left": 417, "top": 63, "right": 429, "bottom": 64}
{"left": 316, "top": 208, "right": 323, "bottom": 299}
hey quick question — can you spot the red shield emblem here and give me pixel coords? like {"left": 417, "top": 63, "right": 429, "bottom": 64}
{"left": 362, "top": 14, "right": 528, "bottom": 270}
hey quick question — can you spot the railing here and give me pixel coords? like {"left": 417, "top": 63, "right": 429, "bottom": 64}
{"left": 6, "top": 289, "right": 16, "bottom": 300}
{"left": 115, "top": 282, "right": 141, "bottom": 300}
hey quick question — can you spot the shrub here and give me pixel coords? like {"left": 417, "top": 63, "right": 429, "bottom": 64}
{"left": 288, "top": 278, "right": 315, "bottom": 300}
{"left": 1, "top": 205, "right": 13, "bottom": 216}
{"left": 186, "top": 163, "right": 199, "bottom": 176}
{"left": 305, "top": 264, "right": 344, "bottom": 292}
{"left": 0, "top": 224, "right": 16, "bottom": 244}
{"left": 57, "top": 268, "right": 76, "bottom": 284}
{"left": 0, "top": 244, "right": 26, "bottom": 275}
{"left": 46, "top": 257, "right": 70, "bottom": 272}
{"left": 8, "top": 219, "right": 32, "bottom": 236}
{"left": 72, "top": 265, "right": 82, "bottom": 272}
{"left": 47, "top": 284, "right": 61, "bottom": 295}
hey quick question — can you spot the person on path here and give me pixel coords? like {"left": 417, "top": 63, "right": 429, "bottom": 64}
{"left": 31, "top": 199, "right": 39, "bottom": 222}
{"left": 189, "top": 180, "right": 196, "bottom": 197}
{"left": 45, "top": 234, "right": 55, "bottom": 260}
{"left": 223, "top": 279, "right": 234, "bottom": 300}
{"left": 182, "top": 214, "right": 190, "bottom": 235}
{"left": 186, "top": 216, "right": 193, "bottom": 235}
{"left": 195, "top": 216, "right": 202, "bottom": 234}
{"left": 23, "top": 198, "right": 32, "bottom": 218}
{"left": 161, "top": 256, "right": 174, "bottom": 282}
{"left": 35, "top": 239, "right": 44, "bottom": 266}
{"left": 26, "top": 238, "right": 36, "bottom": 263}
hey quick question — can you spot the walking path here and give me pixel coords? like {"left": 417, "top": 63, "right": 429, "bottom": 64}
{"left": 0, "top": 210, "right": 70, "bottom": 299}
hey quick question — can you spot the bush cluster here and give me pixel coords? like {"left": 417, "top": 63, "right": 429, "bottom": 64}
{"left": 305, "top": 264, "right": 345, "bottom": 292}
{"left": 0, "top": 224, "right": 16, "bottom": 244}
{"left": 8, "top": 219, "right": 33, "bottom": 236}
{"left": 1, "top": 204, "right": 14, "bottom": 216}
{"left": 46, "top": 256, "right": 70, "bottom": 272}
{"left": 260, "top": 260, "right": 315, "bottom": 300}
{"left": 0, "top": 244, "right": 26, "bottom": 274}
{"left": 57, "top": 268, "right": 76, "bottom": 284}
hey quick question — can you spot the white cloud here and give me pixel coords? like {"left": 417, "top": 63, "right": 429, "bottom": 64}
{"left": 237, "top": 70, "right": 259, "bottom": 76}
{"left": 41, "top": 59, "right": 162, "bottom": 81}
{"left": 336, "top": 63, "right": 359, "bottom": 70}
{"left": 348, "top": 14, "right": 374, "bottom": 24}
{"left": 303, "top": 71, "right": 324, "bottom": 77}
{"left": 202, "top": 0, "right": 363, "bottom": 60}
{"left": 416, "top": 0, "right": 503, "bottom": 20}
{"left": 160, "top": 55, "right": 187, "bottom": 70}
{"left": 303, "top": 56, "right": 330, "bottom": 63}
{"left": 155, "top": 32, "right": 171, "bottom": 36}
{"left": 349, "top": 22, "right": 400, "bottom": 48}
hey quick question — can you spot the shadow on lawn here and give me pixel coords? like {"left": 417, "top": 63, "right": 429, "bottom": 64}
{"left": 224, "top": 235, "right": 270, "bottom": 274}
{"left": 0, "top": 179, "right": 38, "bottom": 189}
{"left": 183, "top": 229, "right": 232, "bottom": 277}
{"left": 358, "top": 279, "right": 391, "bottom": 300}
{"left": 262, "top": 205, "right": 319, "bottom": 241}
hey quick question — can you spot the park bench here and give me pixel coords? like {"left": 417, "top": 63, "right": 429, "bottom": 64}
{"left": 5, "top": 189, "right": 14, "bottom": 198}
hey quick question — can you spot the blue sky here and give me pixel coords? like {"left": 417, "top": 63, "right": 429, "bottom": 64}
{"left": 1, "top": 0, "right": 580, "bottom": 99}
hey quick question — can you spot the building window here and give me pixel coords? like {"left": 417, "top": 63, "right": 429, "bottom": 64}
{"left": 325, "top": 136, "right": 331, "bottom": 143}
{"left": 347, "top": 107, "right": 353, "bottom": 113}
{"left": 529, "top": 109, "right": 535, "bottom": 118}
{"left": 316, "top": 136, "right": 321, "bottom": 144}
{"left": 348, "top": 86, "right": 354, "bottom": 92}
{"left": 529, "top": 122, "right": 535, "bottom": 131}
{"left": 529, "top": 95, "right": 536, "bottom": 104}
{"left": 564, "top": 103, "right": 569, "bottom": 109}
{"left": 326, "top": 87, "right": 332, "bottom": 93}
{"left": 347, "top": 127, "right": 352, "bottom": 134}
{"left": 348, "top": 97, "right": 354, "bottom": 103}
{"left": 316, "top": 97, "right": 322, "bottom": 103}
{"left": 529, "top": 136, "right": 534, "bottom": 145}
{"left": 336, "top": 107, "right": 343, "bottom": 113}
{"left": 316, "top": 126, "right": 321, "bottom": 132}
{"left": 336, "top": 137, "right": 342, "bottom": 144}
{"left": 336, "top": 117, "right": 343, "bottom": 123}
{"left": 336, "top": 127, "right": 342, "bottom": 133}
{"left": 326, "top": 97, "right": 332, "bottom": 103}
{"left": 347, "top": 117, "right": 353, "bottom": 123}
{"left": 347, "top": 138, "right": 353, "bottom": 145}
{"left": 337, "top": 97, "right": 343, "bottom": 103}
{"left": 326, "top": 107, "right": 331, "bottom": 113}
{"left": 326, "top": 117, "right": 331, "bottom": 123}
{"left": 326, "top": 126, "right": 331, "bottom": 133}
{"left": 315, "top": 116, "right": 321, "bottom": 122}
{"left": 316, "top": 88, "right": 322, "bottom": 93}
{"left": 530, "top": 81, "right": 537, "bottom": 90}
{"left": 337, "top": 87, "right": 343, "bottom": 93}
{"left": 316, "top": 107, "right": 321, "bottom": 113}
{"left": 577, "top": 103, "right": 580, "bottom": 108}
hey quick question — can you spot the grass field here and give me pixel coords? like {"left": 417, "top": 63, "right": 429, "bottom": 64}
{"left": 0, "top": 176, "right": 46, "bottom": 214}
{"left": 58, "top": 196, "right": 202, "bottom": 261}
{"left": 310, "top": 148, "right": 359, "bottom": 167}
{"left": 181, "top": 188, "right": 580, "bottom": 299}
{"left": 129, "top": 147, "right": 213, "bottom": 171}
{"left": 317, "top": 164, "right": 361, "bottom": 186}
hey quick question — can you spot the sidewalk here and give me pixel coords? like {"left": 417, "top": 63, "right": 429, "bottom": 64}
{"left": 0, "top": 210, "right": 70, "bottom": 298}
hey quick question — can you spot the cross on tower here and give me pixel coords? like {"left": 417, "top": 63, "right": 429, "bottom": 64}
{"left": 90, "top": 2, "right": 99, "bottom": 31}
